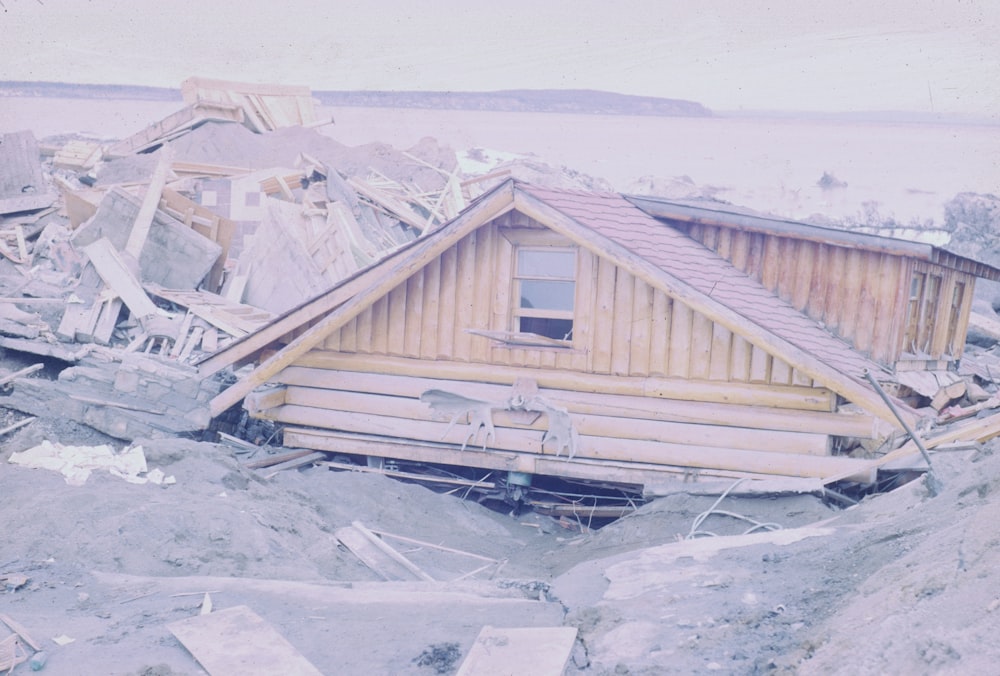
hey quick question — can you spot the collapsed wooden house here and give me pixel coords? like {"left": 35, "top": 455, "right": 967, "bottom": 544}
{"left": 198, "top": 181, "right": 1000, "bottom": 489}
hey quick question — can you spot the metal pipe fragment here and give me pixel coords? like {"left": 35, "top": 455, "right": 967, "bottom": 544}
{"left": 863, "top": 369, "right": 941, "bottom": 494}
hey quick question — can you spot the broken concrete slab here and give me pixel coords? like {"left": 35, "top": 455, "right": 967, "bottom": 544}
{"left": 1, "top": 351, "right": 219, "bottom": 440}
{"left": 72, "top": 187, "right": 221, "bottom": 290}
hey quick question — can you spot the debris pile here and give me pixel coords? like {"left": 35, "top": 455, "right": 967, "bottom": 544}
{"left": 0, "top": 77, "right": 491, "bottom": 440}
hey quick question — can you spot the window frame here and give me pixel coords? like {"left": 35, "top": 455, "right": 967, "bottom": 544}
{"left": 488, "top": 227, "right": 581, "bottom": 350}
{"left": 512, "top": 245, "right": 577, "bottom": 343}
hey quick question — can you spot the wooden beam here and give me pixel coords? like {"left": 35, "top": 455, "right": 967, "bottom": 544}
{"left": 124, "top": 147, "right": 173, "bottom": 259}
{"left": 81, "top": 238, "right": 163, "bottom": 320}
{"left": 280, "top": 385, "right": 832, "bottom": 454}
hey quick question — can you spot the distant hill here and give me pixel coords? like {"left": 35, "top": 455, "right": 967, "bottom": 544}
{"left": 0, "top": 81, "right": 180, "bottom": 101}
{"left": 0, "top": 81, "right": 712, "bottom": 117}
{"left": 314, "top": 89, "right": 713, "bottom": 117}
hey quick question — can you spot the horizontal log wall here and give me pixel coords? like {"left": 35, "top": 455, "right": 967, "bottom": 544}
{"left": 294, "top": 352, "right": 838, "bottom": 411}
{"left": 323, "top": 213, "right": 816, "bottom": 388}
{"left": 270, "top": 365, "right": 877, "bottom": 435}
{"left": 281, "top": 428, "right": 875, "bottom": 486}
{"left": 267, "top": 402, "right": 847, "bottom": 477}
{"left": 246, "top": 363, "right": 886, "bottom": 483}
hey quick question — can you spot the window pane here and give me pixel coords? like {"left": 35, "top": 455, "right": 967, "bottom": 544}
{"left": 520, "top": 280, "right": 575, "bottom": 311}
{"left": 517, "top": 249, "right": 575, "bottom": 278}
{"left": 520, "top": 316, "right": 574, "bottom": 341}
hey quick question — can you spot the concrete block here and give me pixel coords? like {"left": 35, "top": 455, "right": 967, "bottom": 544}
{"left": 73, "top": 188, "right": 222, "bottom": 290}
{"left": 113, "top": 369, "right": 140, "bottom": 394}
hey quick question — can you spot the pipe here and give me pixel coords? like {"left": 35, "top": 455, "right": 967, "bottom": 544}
{"left": 863, "top": 369, "right": 941, "bottom": 494}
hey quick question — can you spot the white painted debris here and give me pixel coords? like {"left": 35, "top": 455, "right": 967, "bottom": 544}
{"left": 7, "top": 440, "right": 171, "bottom": 486}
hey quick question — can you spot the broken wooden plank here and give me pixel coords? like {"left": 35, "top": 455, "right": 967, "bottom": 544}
{"left": 244, "top": 448, "right": 313, "bottom": 469}
{"left": 456, "top": 625, "right": 578, "bottom": 676}
{"left": 125, "top": 147, "right": 174, "bottom": 259}
{"left": 107, "top": 102, "right": 245, "bottom": 158}
{"left": 0, "top": 416, "right": 36, "bottom": 437}
{"left": 931, "top": 379, "right": 967, "bottom": 412}
{"left": 92, "top": 297, "right": 125, "bottom": 346}
{"left": 0, "top": 363, "right": 43, "bottom": 387}
{"left": 348, "top": 176, "right": 428, "bottom": 232}
{"left": 0, "top": 613, "right": 42, "bottom": 652}
{"left": 334, "top": 522, "right": 434, "bottom": 582}
{"left": 0, "top": 633, "right": 28, "bottom": 672}
{"left": 146, "top": 285, "right": 273, "bottom": 337}
{"left": 261, "top": 451, "right": 326, "bottom": 476}
{"left": 320, "top": 459, "right": 497, "bottom": 491}
{"left": 369, "top": 528, "right": 499, "bottom": 564}
{"left": 81, "top": 238, "right": 164, "bottom": 320}
{"left": 167, "top": 605, "right": 323, "bottom": 676}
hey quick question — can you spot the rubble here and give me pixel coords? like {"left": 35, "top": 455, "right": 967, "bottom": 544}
{"left": 0, "top": 77, "right": 476, "bottom": 442}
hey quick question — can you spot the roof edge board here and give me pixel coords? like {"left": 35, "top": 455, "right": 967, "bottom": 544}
{"left": 626, "top": 194, "right": 936, "bottom": 260}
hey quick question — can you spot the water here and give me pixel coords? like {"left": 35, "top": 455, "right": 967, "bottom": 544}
{"left": 2, "top": 96, "right": 997, "bottom": 224}
{"left": 319, "top": 107, "right": 1000, "bottom": 225}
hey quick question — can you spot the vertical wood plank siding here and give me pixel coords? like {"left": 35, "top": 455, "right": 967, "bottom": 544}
{"left": 680, "top": 224, "right": 969, "bottom": 365}
{"left": 323, "top": 218, "right": 808, "bottom": 386}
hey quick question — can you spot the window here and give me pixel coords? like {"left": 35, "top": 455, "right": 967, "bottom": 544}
{"left": 918, "top": 274, "right": 942, "bottom": 351}
{"left": 946, "top": 281, "right": 967, "bottom": 352}
{"left": 903, "top": 270, "right": 948, "bottom": 355}
{"left": 513, "top": 247, "right": 576, "bottom": 342}
{"left": 904, "top": 273, "right": 924, "bottom": 351}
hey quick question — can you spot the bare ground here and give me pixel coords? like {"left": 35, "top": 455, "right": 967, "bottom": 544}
{"left": 2, "top": 410, "right": 999, "bottom": 675}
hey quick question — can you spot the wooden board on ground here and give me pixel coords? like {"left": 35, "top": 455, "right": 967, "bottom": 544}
{"left": 334, "top": 523, "right": 434, "bottom": 582}
{"left": 167, "top": 605, "right": 322, "bottom": 676}
{"left": 456, "top": 625, "right": 578, "bottom": 676}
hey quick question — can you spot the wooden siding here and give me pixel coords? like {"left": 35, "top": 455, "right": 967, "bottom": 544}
{"left": 681, "top": 223, "right": 973, "bottom": 365}
{"left": 244, "top": 364, "right": 883, "bottom": 482}
{"left": 322, "top": 215, "right": 814, "bottom": 388}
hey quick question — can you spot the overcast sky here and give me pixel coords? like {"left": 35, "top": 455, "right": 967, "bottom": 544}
{"left": 2, "top": 0, "right": 997, "bottom": 115}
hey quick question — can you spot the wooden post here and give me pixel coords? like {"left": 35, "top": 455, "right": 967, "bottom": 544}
{"left": 125, "top": 147, "right": 174, "bottom": 259}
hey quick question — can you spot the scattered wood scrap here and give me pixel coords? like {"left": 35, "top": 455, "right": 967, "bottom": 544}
{"left": 168, "top": 605, "right": 323, "bottom": 676}
{"left": 456, "top": 625, "right": 578, "bottom": 676}
{"left": 334, "top": 521, "right": 435, "bottom": 582}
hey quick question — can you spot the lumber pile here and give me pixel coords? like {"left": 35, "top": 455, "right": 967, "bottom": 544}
{"left": 0, "top": 76, "right": 468, "bottom": 441}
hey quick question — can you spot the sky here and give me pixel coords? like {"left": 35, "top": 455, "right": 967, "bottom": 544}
{"left": 1, "top": 0, "right": 998, "bottom": 116}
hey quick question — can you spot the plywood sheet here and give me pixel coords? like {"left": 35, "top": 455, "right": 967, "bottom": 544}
{"left": 168, "top": 605, "right": 322, "bottom": 676}
{"left": 457, "top": 625, "right": 577, "bottom": 676}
